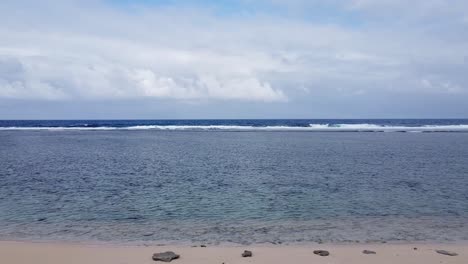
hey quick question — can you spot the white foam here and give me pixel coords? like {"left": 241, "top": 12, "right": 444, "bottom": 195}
{"left": 0, "top": 126, "right": 119, "bottom": 131}
{"left": 306, "top": 124, "right": 468, "bottom": 132}
{"left": 307, "top": 124, "right": 330, "bottom": 129}
{"left": 1, "top": 124, "right": 468, "bottom": 132}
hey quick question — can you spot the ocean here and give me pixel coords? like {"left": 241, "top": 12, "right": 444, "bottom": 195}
{"left": 1, "top": 119, "right": 468, "bottom": 245}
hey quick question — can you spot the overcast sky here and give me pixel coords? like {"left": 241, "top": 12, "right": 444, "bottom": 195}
{"left": 1, "top": 0, "right": 467, "bottom": 119}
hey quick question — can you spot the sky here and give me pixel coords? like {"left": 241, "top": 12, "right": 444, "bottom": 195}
{"left": 0, "top": 0, "right": 467, "bottom": 119}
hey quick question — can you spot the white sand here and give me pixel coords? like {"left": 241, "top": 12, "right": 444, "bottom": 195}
{"left": 0, "top": 241, "right": 467, "bottom": 264}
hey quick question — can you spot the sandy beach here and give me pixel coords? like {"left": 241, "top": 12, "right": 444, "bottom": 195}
{"left": 0, "top": 241, "right": 466, "bottom": 264}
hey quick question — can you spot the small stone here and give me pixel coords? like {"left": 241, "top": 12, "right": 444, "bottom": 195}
{"left": 152, "top": 251, "right": 180, "bottom": 262}
{"left": 200, "top": 245, "right": 207, "bottom": 248}
{"left": 313, "top": 250, "right": 330, "bottom": 256}
{"left": 362, "top": 250, "right": 376, "bottom": 254}
{"left": 414, "top": 247, "right": 418, "bottom": 250}
{"left": 436, "top": 250, "right": 458, "bottom": 256}
{"left": 242, "top": 250, "right": 253, "bottom": 257}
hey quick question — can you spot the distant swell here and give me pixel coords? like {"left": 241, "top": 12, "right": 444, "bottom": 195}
{"left": 1, "top": 124, "right": 468, "bottom": 132}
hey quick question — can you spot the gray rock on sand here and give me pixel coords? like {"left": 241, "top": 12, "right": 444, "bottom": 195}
{"left": 152, "top": 251, "right": 180, "bottom": 262}
{"left": 436, "top": 250, "right": 458, "bottom": 256}
{"left": 362, "top": 250, "right": 376, "bottom": 254}
{"left": 313, "top": 250, "right": 330, "bottom": 256}
{"left": 242, "top": 250, "right": 253, "bottom": 257}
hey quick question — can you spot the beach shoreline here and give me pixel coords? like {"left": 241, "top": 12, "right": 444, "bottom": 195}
{"left": 1, "top": 240, "right": 466, "bottom": 264}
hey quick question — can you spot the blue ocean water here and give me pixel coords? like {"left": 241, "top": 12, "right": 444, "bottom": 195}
{"left": 1, "top": 119, "right": 468, "bottom": 132}
{"left": 0, "top": 119, "right": 468, "bottom": 245}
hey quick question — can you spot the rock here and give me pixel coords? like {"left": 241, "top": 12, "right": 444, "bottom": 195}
{"left": 436, "top": 250, "right": 458, "bottom": 256}
{"left": 152, "top": 251, "right": 180, "bottom": 262}
{"left": 37, "top": 217, "right": 47, "bottom": 222}
{"left": 200, "top": 245, "right": 207, "bottom": 248}
{"left": 413, "top": 247, "right": 418, "bottom": 250}
{"left": 362, "top": 250, "right": 376, "bottom": 254}
{"left": 242, "top": 250, "right": 253, "bottom": 257}
{"left": 143, "top": 232, "right": 154, "bottom": 237}
{"left": 313, "top": 250, "right": 330, "bottom": 256}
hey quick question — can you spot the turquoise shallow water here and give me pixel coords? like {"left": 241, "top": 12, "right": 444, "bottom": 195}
{"left": 1, "top": 122, "right": 468, "bottom": 244}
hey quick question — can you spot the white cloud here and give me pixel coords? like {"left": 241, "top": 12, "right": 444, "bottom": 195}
{"left": 0, "top": 0, "right": 467, "bottom": 104}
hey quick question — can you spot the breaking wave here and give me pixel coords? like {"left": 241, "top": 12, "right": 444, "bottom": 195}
{"left": 1, "top": 124, "right": 468, "bottom": 132}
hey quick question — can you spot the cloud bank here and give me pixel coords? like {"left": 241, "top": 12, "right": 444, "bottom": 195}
{"left": 0, "top": 0, "right": 467, "bottom": 117}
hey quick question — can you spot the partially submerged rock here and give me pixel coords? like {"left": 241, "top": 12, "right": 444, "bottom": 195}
{"left": 362, "top": 250, "right": 376, "bottom": 254}
{"left": 313, "top": 250, "right": 330, "bottom": 256}
{"left": 242, "top": 250, "right": 253, "bottom": 257}
{"left": 152, "top": 251, "right": 180, "bottom": 262}
{"left": 436, "top": 250, "right": 458, "bottom": 256}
